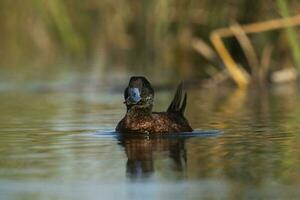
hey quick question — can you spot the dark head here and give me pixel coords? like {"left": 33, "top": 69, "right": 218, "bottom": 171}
{"left": 124, "top": 76, "right": 154, "bottom": 112}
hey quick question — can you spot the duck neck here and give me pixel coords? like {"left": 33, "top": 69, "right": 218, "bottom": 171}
{"left": 126, "top": 106, "right": 152, "bottom": 119}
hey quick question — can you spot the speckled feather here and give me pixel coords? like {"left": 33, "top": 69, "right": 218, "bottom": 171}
{"left": 116, "top": 112, "right": 193, "bottom": 134}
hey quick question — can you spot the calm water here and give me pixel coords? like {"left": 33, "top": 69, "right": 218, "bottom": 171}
{"left": 1, "top": 74, "right": 300, "bottom": 200}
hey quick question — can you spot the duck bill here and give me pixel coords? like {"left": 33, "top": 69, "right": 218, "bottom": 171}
{"left": 126, "top": 88, "right": 142, "bottom": 105}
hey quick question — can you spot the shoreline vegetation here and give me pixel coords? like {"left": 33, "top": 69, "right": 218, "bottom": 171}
{"left": 195, "top": 13, "right": 300, "bottom": 88}
{"left": 0, "top": 0, "right": 300, "bottom": 87}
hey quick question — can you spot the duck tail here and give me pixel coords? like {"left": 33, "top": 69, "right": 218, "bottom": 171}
{"left": 167, "top": 82, "right": 187, "bottom": 115}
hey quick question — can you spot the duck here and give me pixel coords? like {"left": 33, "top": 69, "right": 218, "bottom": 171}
{"left": 116, "top": 76, "right": 193, "bottom": 134}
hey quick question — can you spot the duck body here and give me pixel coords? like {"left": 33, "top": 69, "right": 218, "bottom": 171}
{"left": 116, "top": 76, "right": 193, "bottom": 134}
{"left": 116, "top": 110, "right": 193, "bottom": 134}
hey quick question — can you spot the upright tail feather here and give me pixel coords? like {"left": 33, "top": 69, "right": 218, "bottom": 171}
{"left": 167, "top": 82, "right": 187, "bottom": 115}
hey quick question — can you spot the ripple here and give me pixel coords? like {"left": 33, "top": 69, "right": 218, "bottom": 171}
{"left": 82, "top": 129, "right": 222, "bottom": 140}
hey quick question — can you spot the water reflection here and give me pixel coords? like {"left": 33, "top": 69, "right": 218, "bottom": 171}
{"left": 118, "top": 136, "right": 187, "bottom": 180}
{"left": 2, "top": 78, "right": 300, "bottom": 199}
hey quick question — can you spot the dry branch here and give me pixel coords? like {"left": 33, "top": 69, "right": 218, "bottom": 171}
{"left": 260, "top": 44, "right": 273, "bottom": 81}
{"left": 210, "top": 32, "right": 250, "bottom": 88}
{"left": 230, "top": 22, "right": 260, "bottom": 76}
{"left": 210, "top": 14, "right": 300, "bottom": 88}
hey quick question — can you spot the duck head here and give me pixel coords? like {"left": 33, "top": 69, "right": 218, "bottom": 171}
{"left": 124, "top": 76, "right": 154, "bottom": 112}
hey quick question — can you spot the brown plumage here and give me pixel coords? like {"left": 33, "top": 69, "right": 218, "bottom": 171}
{"left": 116, "top": 76, "right": 193, "bottom": 134}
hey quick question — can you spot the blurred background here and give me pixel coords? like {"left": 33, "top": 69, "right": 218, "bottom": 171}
{"left": 1, "top": 0, "right": 300, "bottom": 87}
{"left": 2, "top": 2, "right": 300, "bottom": 199}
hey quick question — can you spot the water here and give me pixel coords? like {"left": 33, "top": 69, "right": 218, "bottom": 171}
{"left": 1, "top": 75, "right": 300, "bottom": 200}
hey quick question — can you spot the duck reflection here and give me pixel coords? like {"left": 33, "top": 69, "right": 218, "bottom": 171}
{"left": 118, "top": 136, "right": 187, "bottom": 179}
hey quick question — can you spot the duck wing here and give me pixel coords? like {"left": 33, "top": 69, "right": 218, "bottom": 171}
{"left": 167, "top": 82, "right": 187, "bottom": 115}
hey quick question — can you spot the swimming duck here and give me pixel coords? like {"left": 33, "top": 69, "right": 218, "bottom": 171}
{"left": 116, "top": 76, "right": 193, "bottom": 134}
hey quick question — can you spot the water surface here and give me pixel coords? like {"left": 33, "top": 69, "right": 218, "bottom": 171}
{"left": 0, "top": 77, "right": 300, "bottom": 200}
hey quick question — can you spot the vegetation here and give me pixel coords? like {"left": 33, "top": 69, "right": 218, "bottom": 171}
{"left": 0, "top": 0, "right": 300, "bottom": 85}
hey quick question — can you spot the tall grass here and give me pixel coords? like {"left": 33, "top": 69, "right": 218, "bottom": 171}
{"left": 0, "top": 0, "right": 298, "bottom": 83}
{"left": 276, "top": 0, "right": 300, "bottom": 70}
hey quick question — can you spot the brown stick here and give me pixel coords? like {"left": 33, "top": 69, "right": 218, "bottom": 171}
{"left": 214, "top": 14, "right": 300, "bottom": 38}
{"left": 210, "top": 14, "right": 300, "bottom": 88}
{"left": 260, "top": 44, "right": 273, "bottom": 81}
{"left": 210, "top": 32, "right": 250, "bottom": 88}
{"left": 230, "top": 22, "right": 260, "bottom": 76}
{"left": 192, "top": 38, "right": 217, "bottom": 62}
